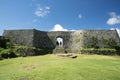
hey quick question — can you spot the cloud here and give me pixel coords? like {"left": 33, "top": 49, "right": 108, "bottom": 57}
{"left": 34, "top": 5, "right": 50, "bottom": 17}
{"left": 107, "top": 12, "right": 120, "bottom": 25}
{"left": 50, "top": 24, "right": 77, "bottom": 31}
{"left": 50, "top": 24, "right": 68, "bottom": 31}
{"left": 78, "top": 14, "right": 82, "bottom": 19}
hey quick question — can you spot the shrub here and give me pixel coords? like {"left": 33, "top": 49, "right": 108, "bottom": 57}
{"left": 14, "top": 46, "right": 36, "bottom": 57}
{"left": 6, "top": 42, "right": 14, "bottom": 49}
{"left": 0, "top": 49, "right": 11, "bottom": 58}
{"left": 0, "top": 49, "right": 17, "bottom": 59}
{"left": 0, "top": 48, "right": 4, "bottom": 59}
{"left": 90, "top": 36, "right": 99, "bottom": 49}
{"left": 0, "top": 48, "right": 4, "bottom": 52}
{"left": 114, "top": 46, "right": 120, "bottom": 51}
{"left": 113, "top": 46, "right": 120, "bottom": 55}
{"left": 8, "top": 52, "right": 17, "bottom": 58}
{"left": 107, "top": 38, "right": 117, "bottom": 48}
{"left": 0, "top": 38, "right": 10, "bottom": 49}
{"left": 80, "top": 48, "right": 117, "bottom": 55}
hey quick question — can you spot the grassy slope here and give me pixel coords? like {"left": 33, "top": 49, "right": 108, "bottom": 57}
{"left": 0, "top": 54, "right": 120, "bottom": 80}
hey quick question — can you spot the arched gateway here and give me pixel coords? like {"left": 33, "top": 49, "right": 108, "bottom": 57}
{"left": 56, "top": 37, "right": 63, "bottom": 47}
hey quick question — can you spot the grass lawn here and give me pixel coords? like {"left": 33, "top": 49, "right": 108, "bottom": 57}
{"left": 0, "top": 54, "right": 120, "bottom": 80}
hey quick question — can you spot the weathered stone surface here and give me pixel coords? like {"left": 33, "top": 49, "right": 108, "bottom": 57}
{"left": 3, "top": 29, "right": 120, "bottom": 53}
{"left": 3, "top": 29, "right": 34, "bottom": 47}
{"left": 53, "top": 47, "right": 65, "bottom": 54}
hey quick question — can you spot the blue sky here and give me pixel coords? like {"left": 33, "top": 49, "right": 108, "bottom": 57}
{"left": 0, "top": 0, "right": 120, "bottom": 35}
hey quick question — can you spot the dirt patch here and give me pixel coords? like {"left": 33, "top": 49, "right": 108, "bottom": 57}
{"left": 23, "top": 65, "right": 35, "bottom": 70}
{"left": 56, "top": 53, "right": 77, "bottom": 59}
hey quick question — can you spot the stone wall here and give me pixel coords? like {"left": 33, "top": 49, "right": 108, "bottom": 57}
{"left": 3, "top": 29, "right": 120, "bottom": 53}
{"left": 84, "top": 30, "right": 120, "bottom": 48}
{"left": 3, "top": 29, "right": 34, "bottom": 47}
{"left": 33, "top": 29, "right": 55, "bottom": 49}
{"left": 70, "top": 30, "right": 120, "bottom": 53}
{"left": 47, "top": 31, "right": 72, "bottom": 49}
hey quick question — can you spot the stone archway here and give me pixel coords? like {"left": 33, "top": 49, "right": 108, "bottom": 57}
{"left": 56, "top": 37, "right": 63, "bottom": 47}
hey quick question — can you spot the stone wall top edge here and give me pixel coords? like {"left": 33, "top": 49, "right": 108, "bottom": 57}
{"left": 4, "top": 29, "right": 36, "bottom": 32}
{"left": 3, "top": 29, "right": 116, "bottom": 33}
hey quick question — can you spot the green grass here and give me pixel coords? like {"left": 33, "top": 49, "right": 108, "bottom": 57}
{"left": 0, "top": 54, "right": 120, "bottom": 80}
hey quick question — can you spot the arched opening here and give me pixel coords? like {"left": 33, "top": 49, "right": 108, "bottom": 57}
{"left": 56, "top": 37, "right": 63, "bottom": 47}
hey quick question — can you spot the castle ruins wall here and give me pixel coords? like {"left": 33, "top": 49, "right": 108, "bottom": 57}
{"left": 3, "top": 29, "right": 120, "bottom": 53}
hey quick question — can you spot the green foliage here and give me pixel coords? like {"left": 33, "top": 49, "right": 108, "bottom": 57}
{"left": 107, "top": 38, "right": 117, "bottom": 48}
{"left": 90, "top": 36, "right": 99, "bottom": 49}
{"left": 113, "top": 46, "right": 120, "bottom": 55}
{"left": 0, "top": 49, "right": 17, "bottom": 58}
{"left": 0, "top": 45, "right": 37, "bottom": 59}
{"left": 75, "top": 39, "right": 80, "bottom": 43}
{"left": 0, "top": 48, "right": 4, "bottom": 59}
{"left": 101, "top": 37, "right": 108, "bottom": 46}
{"left": 80, "top": 48, "right": 117, "bottom": 55}
{"left": 101, "top": 37, "right": 109, "bottom": 48}
{"left": 0, "top": 37, "right": 14, "bottom": 49}
{"left": 14, "top": 46, "right": 36, "bottom": 57}
{"left": 114, "top": 46, "right": 120, "bottom": 51}
{"left": 0, "top": 49, "right": 11, "bottom": 58}
{"left": 6, "top": 42, "right": 14, "bottom": 49}
{"left": 0, "top": 48, "right": 4, "bottom": 52}
{"left": 90, "top": 37, "right": 118, "bottom": 49}
{"left": 0, "top": 38, "right": 10, "bottom": 49}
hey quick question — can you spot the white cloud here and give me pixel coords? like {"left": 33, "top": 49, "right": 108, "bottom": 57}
{"left": 50, "top": 24, "right": 68, "bottom": 31}
{"left": 107, "top": 12, "right": 120, "bottom": 25}
{"left": 50, "top": 24, "right": 77, "bottom": 31}
{"left": 70, "top": 29, "right": 76, "bottom": 31}
{"left": 34, "top": 5, "right": 50, "bottom": 17}
{"left": 78, "top": 14, "right": 82, "bottom": 19}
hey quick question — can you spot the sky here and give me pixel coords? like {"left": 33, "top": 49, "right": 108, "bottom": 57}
{"left": 0, "top": 0, "right": 120, "bottom": 35}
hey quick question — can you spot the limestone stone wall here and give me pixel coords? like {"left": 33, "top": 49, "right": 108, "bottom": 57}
{"left": 84, "top": 30, "right": 120, "bottom": 48}
{"left": 3, "top": 29, "right": 120, "bottom": 53}
{"left": 3, "top": 29, "right": 34, "bottom": 47}
{"left": 33, "top": 30, "right": 55, "bottom": 49}
{"left": 70, "top": 30, "right": 120, "bottom": 53}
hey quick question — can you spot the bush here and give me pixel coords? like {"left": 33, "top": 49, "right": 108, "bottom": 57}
{"left": 0, "top": 49, "right": 11, "bottom": 58}
{"left": 0, "top": 48, "right": 4, "bottom": 52}
{"left": 0, "top": 48, "right": 4, "bottom": 59}
{"left": 114, "top": 46, "right": 120, "bottom": 51}
{"left": 0, "top": 49, "right": 17, "bottom": 58}
{"left": 80, "top": 48, "right": 117, "bottom": 55}
{"left": 113, "top": 46, "right": 120, "bottom": 55}
{"left": 14, "top": 46, "right": 36, "bottom": 57}
{"left": 8, "top": 52, "right": 17, "bottom": 58}
{"left": 0, "top": 38, "right": 10, "bottom": 49}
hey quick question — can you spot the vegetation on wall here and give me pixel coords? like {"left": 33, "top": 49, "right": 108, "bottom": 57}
{"left": 14, "top": 46, "right": 37, "bottom": 57}
{"left": 0, "top": 38, "right": 15, "bottom": 59}
{"left": 0, "top": 37, "right": 10, "bottom": 49}
{"left": 0, "top": 48, "right": 17, "bottom": 59}
{"left": 80, "top": 36, "right": 120, "bottom": 55}
{"left": 80, "top": 48, "right": 117, "bottom": 55}
{"left": 90, "top": 36, "right": 99, "bottom": 49}
{"left": 107, "top": 38, "right": 117, "bottom": 48}
{"left": 0, "top": 38, "right": 38, "bottom": 59}
{"left": 101, "top": 37, "right": 109, "bottom": 47}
